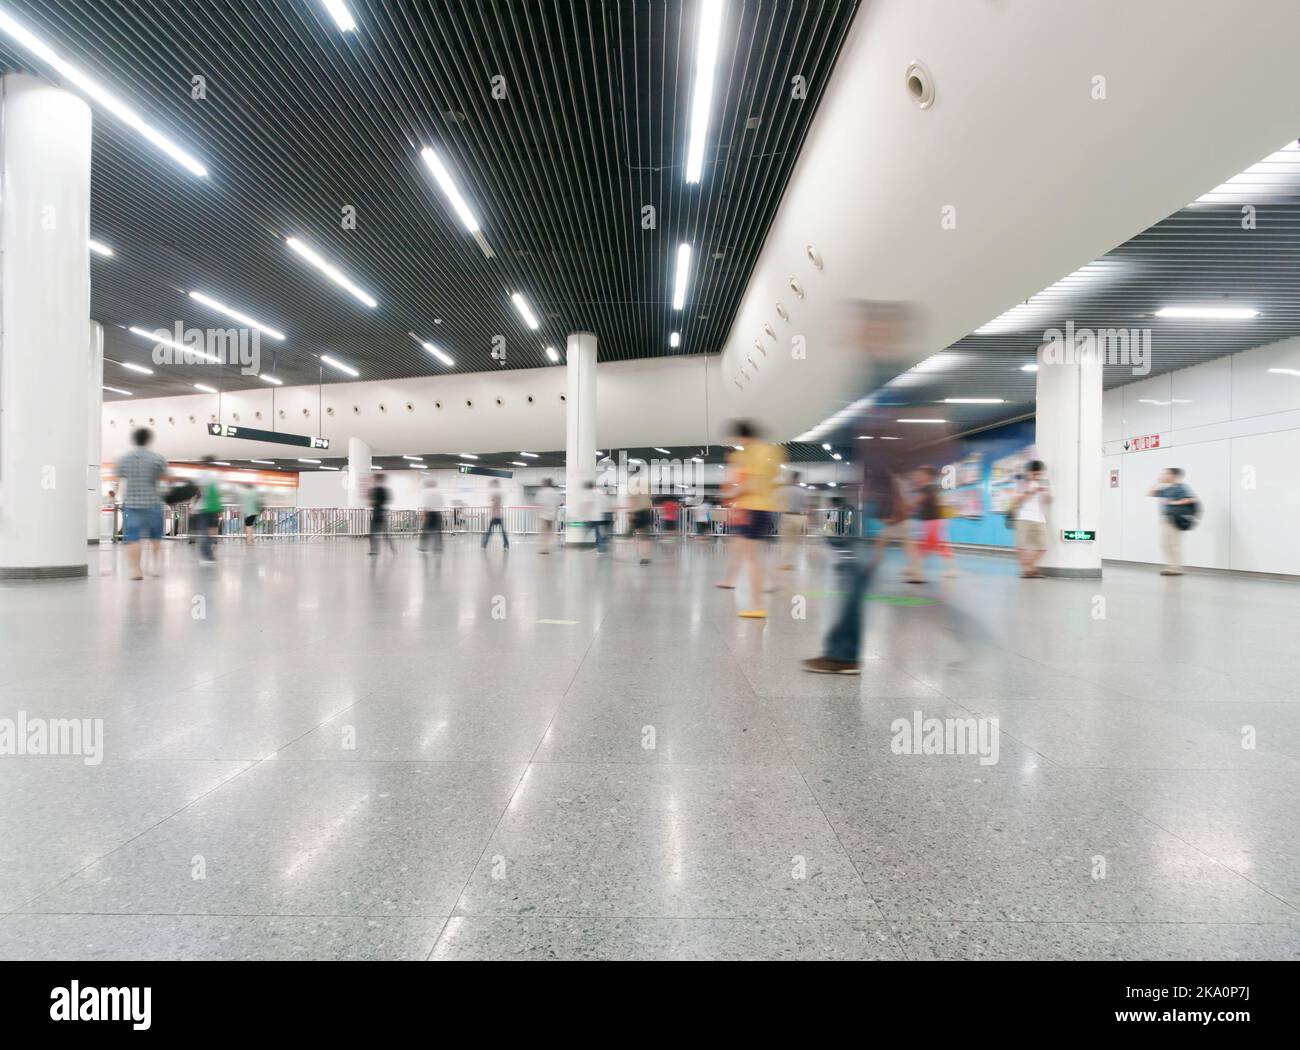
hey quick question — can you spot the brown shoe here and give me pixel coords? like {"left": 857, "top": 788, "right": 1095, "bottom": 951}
{"left": 801, "top": 656, "right": 861, "bottom": 675}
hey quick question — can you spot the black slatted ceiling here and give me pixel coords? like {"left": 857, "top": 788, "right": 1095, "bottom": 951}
{"left": 0, "top": 0, "right": 860, "bottom": 401}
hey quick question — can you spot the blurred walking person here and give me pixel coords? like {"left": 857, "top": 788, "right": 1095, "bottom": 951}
{"left": 1011, "top": 460, "right": 1051, "bottom": 578}
{"left": 716, "top": 420, "right": 782, "bottom": 618}
{"left": 694, "top": 496, "right": 714, "bottom": 539}
{"left": 241, "top": 484, "right": 263, "bottom": 543}
{"left": 801, "top": 299, "right": 919, "bottom": 673}
{"left": 912, "top": 465, "right": 958, "bottom": 579}
{"left": 114, "top": 427, "right": 169, "bottom": 581}
{"left": 626, "top": 480, "right": 655, "bottom": 564}
{"left": 418, "top": 475, "right": 444, "bottom": 553}
{"left": 194, "top": 457, "right": 222, "bottom": 561}
{"left": 482, "top": 479, "right": 509, "bottom": 550}
{"left": 777, "top": 472, "right": 808, "bottom": 570}
{"left": 1148, "top": 467, "right": 1198, "bottom": 576}
{"left": 368, "top": 472, "right": 396, "bottom": 555}
{"left": 536, "top": 477, "right": 562, "bottom": 553}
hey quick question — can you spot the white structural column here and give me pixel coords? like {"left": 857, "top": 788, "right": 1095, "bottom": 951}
{"left": 346, "top": 436, "right": 371, "bottom": 510}
{"left": 87, "top": 321, "right": 104, "bottom": 543}
{"left": 1035, "top": 341, "right": 1103, "bottom": 578}
{"left": 564, "top": 332, "right": 598, "bottom": 546}
{"left": 0, "top": 75, "right": 93, "bottom": 579}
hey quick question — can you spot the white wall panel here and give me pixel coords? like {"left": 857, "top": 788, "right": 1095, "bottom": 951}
{"left": 1121, "top": 375, "right": 1173, "bottom": 438}
{"left": 1229, "top": 430, "right": 1300, "bottom": 575}
{"left": 1231, "top": 337, "right": 1300, "bottom": 420}
{"left": 1102, "top": 388, "right": 1124, "bottom": 442}
{"left": 1171, "top": 355, "right": 1232, "bottom": 429}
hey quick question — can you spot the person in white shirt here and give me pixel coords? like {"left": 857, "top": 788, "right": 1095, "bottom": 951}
{"left": 1012, "top": 459, "right": 1051, "bottom": 579}
{"left": 417, "top": 476, "right": 444, "bottom": 553}
{"left": 778, "top": 474, "right": 808, "bottom": 569}
{"left": 694, "top": 497, "right": 714, "bottom": 539}
{"left": 536, "top": 477, "right": 563, "bottom": 553}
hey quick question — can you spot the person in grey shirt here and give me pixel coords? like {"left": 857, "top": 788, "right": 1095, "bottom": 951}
{"left": 114, "top": 427, "right": 169, "bottom": 580}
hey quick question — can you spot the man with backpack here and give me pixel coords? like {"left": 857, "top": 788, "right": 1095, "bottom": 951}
{"left": 1148, "top": 467, "right": 1198, "bottom": 576}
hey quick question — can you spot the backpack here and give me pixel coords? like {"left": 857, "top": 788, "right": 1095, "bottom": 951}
{"left": 1171, "top": 499, "right": 1200, "bottom": 532}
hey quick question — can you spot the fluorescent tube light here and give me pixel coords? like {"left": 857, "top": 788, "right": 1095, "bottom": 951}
{"left": 1155, "top": 306, "right": 1258, "bottom": 320}
{"left": 510, "top": 292, "right": 540, "bottom": 330}
{"left": 0, "top": 7, "right": 208, "bottom": 176}
{"left": 188, "top": 291, "right": 285, "bottom": 340}
{"left": 672, "top": 243, "right": 692, "bottom": 310}
{"left": 319, "top": 353, "right": 359, "bottom": 377}
{"left": 286, "top": 237, "right": 377, "bottom": 308}
{"left": 685, "top": 0, "right": 726, "bottom": 183}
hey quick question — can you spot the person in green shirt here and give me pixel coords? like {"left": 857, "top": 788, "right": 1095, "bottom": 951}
{"left": 240, "top": 484, "right": 264, "bottom": 543}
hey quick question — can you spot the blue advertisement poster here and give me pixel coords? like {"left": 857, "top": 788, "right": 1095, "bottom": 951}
{"left": 939, "top": 419, "right": 1036, "bottom": 548}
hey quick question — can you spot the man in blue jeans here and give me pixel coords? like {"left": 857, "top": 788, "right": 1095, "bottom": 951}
{"left": 114, "top": 427, "right": 170, "bottom": 581}
{"left": 800, "top": 299, "right": 919, "bottom": 675}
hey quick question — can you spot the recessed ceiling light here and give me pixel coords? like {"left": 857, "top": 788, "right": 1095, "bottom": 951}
{"left": 102, "top": 385, "right": 132, "bottom": 396}
{"left": 1020, "top": 363, "right": 1039, "bottom": 372}
{"left": 129, "top": 325, "right": 221, "bottom": 364}
{"left": 880, "top": 436, "right": 902, "bottom": 441}
{"left": 511, "top": 461, "right": 527, "bottom": 467}
{"left": 259, "top": 374, "right": 283, "bottom": 385}
{"left": 1155, "top": 306, "right": 1258, "bottom": 320}
{"left": 459, "top": 453, "right": 478, "bottom": 460}
{"left": 88, "top": 239, "right": 114, "bottom": 257}
{"left": 546, "top": 345, "right": 560, "bottom": 363}
{"left": 692, "top": 457, "right": 704, "bottom": 463}
{"left": 320, "top": 0, "right": 357, "bottom": 31}
{"left": 944, "top": 398, "right": 1005, "bottom": 404}
{"left": 286, "top": 237, "right": 377, "bottom": 308}
{"left": 672, "top": 243, "right": 693, "bottom": 310}
{"left": 1267, "top": 368, "right": 1300, "bottom": 378}
{"left": 654, "top": 448, "right": 672, "bottom": 455}
{"left": 670, "top": 331, "right": 681, "bottom": 348}
{"left": 112, "top": 360, "right": 153, "bottom": 375}
{"left": 422, "top": 341, "right": 455, "bottom": 367}
{"left": 250, "top": 460, "right": 275, "bottom": 465}
{"left": 320, "top": 466, "right": 340, "bottom": 471}
{"left": 510, "top": 292, "right": 540, "bottom": 330}
{"left": 211, "top": 461, "right": 231, "bottom": 466}
{"left": 821, "top": 443, "right": 832, "bottom": 451}
{"left": 857, "top": 436, "right": 875, "bottom": 440}
{"left": 898, "top": 418, "right": 947, "bottom": 424}
{"left": 685, "top": 0, "right": 726, "bottom": 183}
{"left": 519, "top": 452, "right": 539, "bottom": 458}
{"left": 188, "top": 291, "right": 286, "bottom": 340}
{"left": 0, "top": 8, "right": 208, "bottom": 176}
{"left": 194, "top": 383, "right": 218, "bottom": 394}
{"left": 298, "top": 458, "right": 322, "bottom": 464}
{"left": 319, "top": 353, "right": 359, "bottom": 377}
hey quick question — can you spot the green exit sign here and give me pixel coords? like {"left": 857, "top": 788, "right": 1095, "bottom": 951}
{"left": 1061, "top": 530, "right": 1097, "bottom": 542}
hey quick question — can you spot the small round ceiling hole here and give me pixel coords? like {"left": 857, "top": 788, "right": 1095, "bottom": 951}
{"left": 905, "top": 60, "right": 935, "bottom": 109}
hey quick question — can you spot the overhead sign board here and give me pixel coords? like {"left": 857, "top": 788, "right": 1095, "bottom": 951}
{"left": 458, "top": 464, "right": 513, "bottom": 479}
{"left": 208, "top": 423, "right": 329, "bottom": 450}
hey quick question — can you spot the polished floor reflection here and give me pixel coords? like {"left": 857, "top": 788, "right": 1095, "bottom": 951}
{"left": 1, "top": 535, "right": 1297, "bottom": 960}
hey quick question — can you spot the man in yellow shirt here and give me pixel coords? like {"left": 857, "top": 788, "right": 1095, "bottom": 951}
{"left": 716, "top": 420, "right": 782, "bottom": 617}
